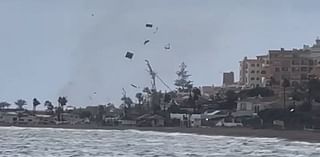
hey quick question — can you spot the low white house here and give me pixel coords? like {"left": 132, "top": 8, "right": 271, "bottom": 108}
{"left": 0, "top": 112, "right": 18, "bottom": 124}
{"left": 170, "top": 113, "right": 201, "bottom": 127}
{"left": 234, "top": 96, "right": 279, "bottom": 117}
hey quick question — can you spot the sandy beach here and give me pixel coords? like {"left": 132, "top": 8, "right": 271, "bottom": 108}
{"left": 1, "top": 124, "right": 320, "bottom": 143}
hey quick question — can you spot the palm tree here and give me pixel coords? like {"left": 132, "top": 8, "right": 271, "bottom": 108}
{"left": 15, "top": 99, "right": 27, "bottom": 110}
{"left": 32, "top": 98, "right": 41, "bottom": 113}
{"left": 191, "top": 87, "right": 201, "bottom": 113}
{"left": 121, "top": 96, "right": 133, "bottom": 109}
{"left": 44, "top": 100, "right": 54, "bottom": 114}
{"left": 58, "top": 97, "right": 68, "bottom": 109}
{"left": 58, "top": 97, "right": 68, "bottom": 121}
{"left": 0, "top": 102, "right": 11, "bottom": 110}
{"left": 282, "top": 78, "right": 290, "bottom": 110}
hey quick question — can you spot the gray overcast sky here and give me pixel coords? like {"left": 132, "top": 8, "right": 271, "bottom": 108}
{"left": 1, "top": 0, "right": 320, "bottom": 108}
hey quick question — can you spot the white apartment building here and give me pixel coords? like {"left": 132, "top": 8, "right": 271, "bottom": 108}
{"left": 239, "top": 57, "right": 264, "bottom": 88}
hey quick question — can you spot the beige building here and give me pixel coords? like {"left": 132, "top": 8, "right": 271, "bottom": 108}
{"left": 239, "top": 39, "right": 320, "bottom": 90}
{"left": 239, "top": 57, "right": 264, "bottom": 88}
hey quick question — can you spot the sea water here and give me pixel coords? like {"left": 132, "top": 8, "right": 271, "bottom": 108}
{"left": 0, "top": 127, "right": 319, "bottom": 157}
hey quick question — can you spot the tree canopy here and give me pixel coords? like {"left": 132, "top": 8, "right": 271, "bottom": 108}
{"left": 174, "top": 62, "right": 193, "bottom": 92}
{"left": 15, "top": 99, "right": 27, "bottom": 110}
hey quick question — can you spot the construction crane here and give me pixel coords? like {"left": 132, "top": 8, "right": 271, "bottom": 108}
{"left": 145, "top": 60, "right": 157, "bottom": 91}
{"left": 144, "top": 60, "right": 172, "bottom": 92}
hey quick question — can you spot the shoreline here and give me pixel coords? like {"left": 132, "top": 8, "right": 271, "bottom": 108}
{"left": 1, "top": 124, "right": 320, "bottom": 143}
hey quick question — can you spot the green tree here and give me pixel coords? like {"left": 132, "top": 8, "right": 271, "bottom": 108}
{"left": 174, "top": 62, "right": 193, "bottom": 92}
{"left": 58, "top": 97, "right": 68, "bottom": 109}
{"left": 33, "top": 98, "right": 41, "bottom": 112}
{"left": 57, "top": 97, "right": 68, "bottom": 121}
{"left": 0, "top": 102, "right": 11, "bottom": 110}
{"left": 44, "top": 100, "right": 54, "bottom": 113}
{"left": 191, "top": 87, "right": 201, "bottom": 113}
{"left": 121, "top": 96, "right": 133, "bottom": 109}
{"left": 135, "top": 93, "right": 144, "bottom": 105}
{"left": 15, "top": 99, "right": 27, "bottom": 110}
{"left": 142, "top": 87, "right": 151, "bottom": 94}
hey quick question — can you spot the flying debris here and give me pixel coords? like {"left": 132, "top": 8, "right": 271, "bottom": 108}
{"left": 91, "top": 13, "right": 94, "bottom": 16}
{"left": 93, "top": 92, "right": 97, "bottom": 94}
{"left": 130, "top": 84, "right": 139, "bottom": 88}
{"left": 153, "top": 27, "right": 159, "bottom": 34}
{"left": 144, "top": 40, "right": 150, "bottom": 45}
{"left": 164, "top": 43, "right": 171, "bottom": 50}
{"left": 125, "top": 52, "right": 134, "bottom": 59}
{"left": 146, "top": 23, "right": 153, "bottom": 28}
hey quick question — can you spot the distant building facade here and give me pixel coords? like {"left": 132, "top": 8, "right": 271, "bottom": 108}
{"left": 223, "top": 72, "right": 234, "bottom": 86}
{"left": 239, "top": 57, "right": 264, "bottom": 88}
{"left": 239, "top": 39, "right": 320, "bottom": 89}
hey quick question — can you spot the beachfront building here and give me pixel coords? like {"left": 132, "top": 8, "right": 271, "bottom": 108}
{"left": 0, "top": 112, "right": 18, "bottom": 124}
{"left": 0, "top": 111, "right": 55, "bottom": 125}
{"left": 234, "top": 96, "right": 281, "bottom": 117}
{"left": 239, "top": 57, "right": 264, "bottom": 88}
{"left": 170, "top": 113, "right": 201, "bottom": 128}
{"left": 136, "top": 114, "right": 165, "bottom": 127}
{"left": 239, "top": 39, "right": 320, "bottom": 94}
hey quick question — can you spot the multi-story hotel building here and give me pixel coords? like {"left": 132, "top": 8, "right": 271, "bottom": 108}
{"left": 239, "top": 39, "right": 320, "bottom": 89}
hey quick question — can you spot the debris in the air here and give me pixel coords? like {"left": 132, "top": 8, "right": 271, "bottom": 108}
{"left": 91, "top": 13, "right": 94, "bottom": 16}
{"left": 125, "top": 52, "right": 134, "bottom": 59}
{"left": 153, "top": 27, "right": 159, "bottom": 34}
{"left": 144, "top": 40, "right": 150, "bottom": 45}
{"left": 131, "top": 84, "right": 138, "bottom": 88}
{"left": 146, "top": 23, "right": 153, "bottom": 28}
{"left": 93, "top": 92, "right": 97, "bottom": 94}
{"left": 164, "top": 43, "right": 171, "bottom": 50}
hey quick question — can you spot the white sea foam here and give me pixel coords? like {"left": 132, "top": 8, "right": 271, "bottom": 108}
{"left": 0, "top": 127, "right": 319, "bottom": 157}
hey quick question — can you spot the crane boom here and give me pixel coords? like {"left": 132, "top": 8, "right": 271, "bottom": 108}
{"left": 145, "top": 60, "right": 156, "bottom": 91}
{"left": 144, "top": 60, "right": 172, "bottom": 92}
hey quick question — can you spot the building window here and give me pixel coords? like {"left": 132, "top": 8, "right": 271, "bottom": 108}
{"left": 275, "top": 67, "right": 280, "bottom": 72}
{"left": 240, "top": 103, "right": 246, "bottom": 110}
{"left": 256, "top": 84, "right": 260, "bottom": 87}
{"left": 301, "top": 74, "right": 308, "bottom": 80}
{"left": 254, "top": 106, "right": 260, "bottom": 113}
{"left": 301, "top": 60, "right": 308, "bottom": 65}
{"left": 256, "top": 70, "right": 260, "bottom": 73}
{"left": 251, "top": 64, "right": 255, "bottom": 67}
{"left": 281, "top": 67, "right": 288, "bottom": 71}
{"left": 261, "top": 70, "right": 266, "bottom": 74}
{"left": 309, "top": 67, "right": 313, "bottom": 72}
{"left": 251, "top": 70, "right": 255, "bottom": 73}
{"left": 256, "top": 77, "right": 260, "bottom": 80}
{"left": 292, "top": 67, "right": 299, "bottom": 72}
{"left": 257, "top": 64, "right": 260, "bottom": 67}
{"left": 301, "top": 67, "right": 308, "bottom": 72}
{"left": 292, "top": 60, "right": 300, "bottom": 65}
{"left": 251, "top": 77, "right": 255, "bottom": 80}
{"left": 309, "top": 60, "right": 314, "bottom": 65}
